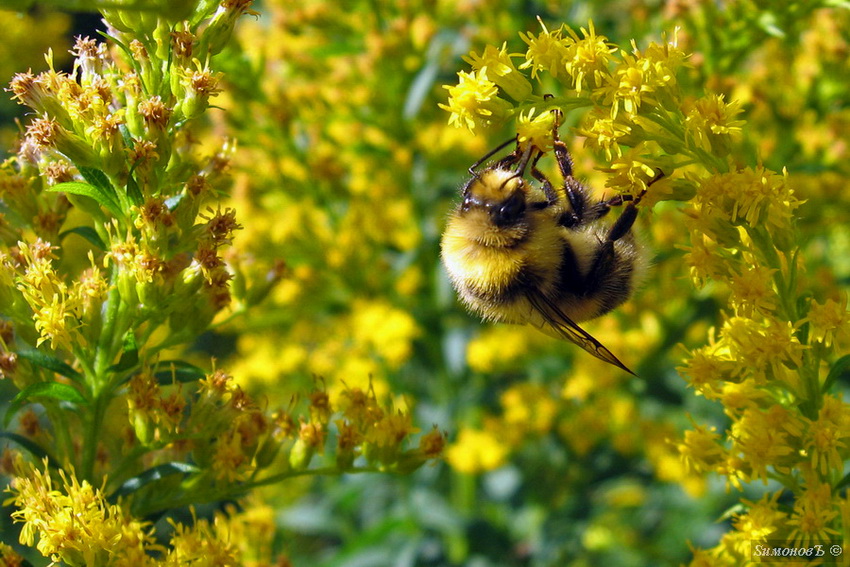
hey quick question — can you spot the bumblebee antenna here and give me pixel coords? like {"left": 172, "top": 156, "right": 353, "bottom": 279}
{"left": 469, "top": 136, "right": 517, "bottom": 175}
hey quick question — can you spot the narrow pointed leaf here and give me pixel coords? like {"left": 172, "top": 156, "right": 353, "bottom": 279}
{"left": 109, "top": 461, "right": 199, "bottom": 500}
{"left": 0, "top": 431, "right": 55, "bottom": 462}
{"left": 59, "top": 225, "right": 107, "bottom": 249}
{"left": 48, "top": 181, "right": 122, "bottom": 217}
{"left": 15, "top": 348, "right": 84, "bottom": 382}
{"left": 154, "top": 360, "right": 207, "bottom": 384}
{"left": 4, "top": 382, "right": 88, "bottom": 427}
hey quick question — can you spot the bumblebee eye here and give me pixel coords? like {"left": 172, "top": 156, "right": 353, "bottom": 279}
{"left": 492, "top": 191, "right": 526, "bottom": 226}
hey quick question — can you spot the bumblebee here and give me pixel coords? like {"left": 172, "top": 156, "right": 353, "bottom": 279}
{"left": 440, "top": 111, "right": 660, "bottom": 374}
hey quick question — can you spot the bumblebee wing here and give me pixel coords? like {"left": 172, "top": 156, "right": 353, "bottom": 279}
{"left": 525, "top": 290, "right": 636, "bottom": 376}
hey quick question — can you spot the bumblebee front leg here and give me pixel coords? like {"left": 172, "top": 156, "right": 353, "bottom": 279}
{"left": 550, "top": 122, "right": 595, "bottom": 227}
{"left": 530, "top": 154, "right": 560, "bottom": 208}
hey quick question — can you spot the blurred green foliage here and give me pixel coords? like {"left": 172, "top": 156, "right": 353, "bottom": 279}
{"left": 2, "top": 0, "right": 850, "bottom": 566}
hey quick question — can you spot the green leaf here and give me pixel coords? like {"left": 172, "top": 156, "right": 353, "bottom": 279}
{"left": 48, "top": 181, "right": 122, "bottom": 217}
{"left": 16, "top": 348, "right": 84, "bottom": 382}
{"left": 59, "top": 225, "right": 107, "bottom": 249}
{"left": 823, "top": 354, "right": 850, "bottom": 393}
{"left": 77, "top": 166, "right": 112, "bottom": 192}
{"left": 126, "top": 173, "right": 144, "bottom": 206}
{"left": 153, "top": 360, "right": 207, "bottom": 384}
{"left": 109, "top": 331, "right": 139, "bottom": 373}
{"left": 4, "top": 382, "right": 88, "bottom": 428}
{"left": 0, "top": 431, "right": 55, "bottom": 462}
{"left": 109, "top": 461, "right": 199, "bottom": 500}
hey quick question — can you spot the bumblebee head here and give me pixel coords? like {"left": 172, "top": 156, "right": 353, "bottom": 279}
{"left": 461, "top": 168, "right": 527, "bottom": 228}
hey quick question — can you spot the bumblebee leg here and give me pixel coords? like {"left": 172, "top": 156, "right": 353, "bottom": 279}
{"left": 530, "top": 159, "right": 559, "bottom": 207}
{"left": 576, "top": 168, "right": 665, "bottom": 225}
{"left": 551, "top": 125, "right": 593, "bottom": 225}
{"left": 575, "top": 202, "right": 639, "bottom": 297}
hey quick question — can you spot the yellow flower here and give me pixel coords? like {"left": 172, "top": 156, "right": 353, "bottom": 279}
{"left": 721, "top": 316, "right": 805, "bottom": 383}
{"left": 730, "top": 407, "right": 796, "bottom": 483}
{"left": 518, "top": 20, "right": 570, "bottom": 81}
{"left": 563, "top": 21, "right": 615, "bottom": 93}
{"left": 439, "top": 68, "right": 512, "bottom": 131}
{"left": 678, "top": 423, "right": 725, "bottom": 474}
{"left": 728, "top": 263, "right": 777, "bottom": 317}
{"left": 719, "top": 381, "right": 769, "bottom": 418}
{"left": 695, "top": 167, "right": 802, "bottom": 238}
{"left": 787, "top": 481, "right": 840, "bottom": 548}
{"left": 500, "top": 383, "right": 557, "bottom": 435}
{"left": 446, "top": 427, "right": 508, "bottom": 473}
{"left": 349, "top": 300, "right": 420, "bottom": 368}
{"left": 365, "top": 409, "right": 418, "bottom": 451}
{"left": 466, "top": 326, "right": 530, "bottom": 372}
{"left": 165, "top": 510, "right": 239, "bottom": 566}
{"left": 463, "top": 42, "right": 532, "bottom": 102}
{"left": 731, "top": 492, "right": 786, "bottom": 542}
{"left": 679, "top": 341, "right": 735, "bottom": 399}
{"left": 681, "top": 235, "right": 731, "bottom": 288}
{"left": 515, "top": 107, "right": 557, "bottom": 152}
{"left": 577, "top": 107, "right": 631, "bottom": 160}
{"left": 684, "top": 94, "right": 744, "bottom": 156}
{"left": 604, "top": 146, "right": 659, "bottom": 197}
{"left": 806, "top": 295, "right": 850, "bottom": 349}
{"left": 805, "top": 395, "right": 850, "bottom": 476}
{"left": 10, "top": 458, "right": 153, "bottom": 566}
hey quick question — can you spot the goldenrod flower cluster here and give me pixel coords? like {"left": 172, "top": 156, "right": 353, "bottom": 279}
{"left": 0, "top": 2, "right": 442, "bottom": 564}
{"left": 441, "top": 9, "right": 850, "bottom": 565}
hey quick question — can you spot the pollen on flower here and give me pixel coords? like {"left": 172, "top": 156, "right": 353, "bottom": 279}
{"left": 128, "top": 139, "right": 160, "bottom": 167}
{"left": 10, "top": 457, "right": 152, "bottom": 565}
{"left": 680, "top": 344, "right": 734, "bottom": 399}
{"left": 202, "top": 207, "right": 242, "bottom": 246}
{"left": 8, "top": 71, "right": 47, "bottom": 109}
{"left": 563, "top": 21, "right": 616, "bottom": 93}
{"left": 138, "top": 95, "right": 171, "bottom": 130}
{"left": 439, "top": 68, "right": 511, "bottom": 131}
{"left": 171, "top": 29, "right": 196, "bottom": 60}
{"left": 722, "top": 316, "right": 806, "bottom": 383}
{"left": 804, "top": 396, "right": 850, "bottom": 475}
{"left": 518, "top": 20, "right": 569, "bottom": 81}
{"left": 25, "top": 117, "right": 62, "bottom": 149}
{"left": 516, "top": 107, "right": 557, "bottom": 152}
{"left": 730, "top": 493, "right": 786, "bottom": 542}
{"left": 86, "top": 111, "right": 124, "bottom": 149}
{"left": 366, "top": 410, "right": 417, "bottom": 449}
{"left": 187, "top": 65, "right": 222, "bottom": 99}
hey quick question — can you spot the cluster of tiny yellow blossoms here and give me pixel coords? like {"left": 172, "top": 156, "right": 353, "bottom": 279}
{"left": 0, "top": 2, "right": 444, "bottom": 565}
{"left": 441, "top": 19, "right": 707, "bottom": 198}
{"left": 7, "top": 455, "right": 288, "bottom": 566}
{"left": 676, "top": 155, "right": 850, "bottom": 560}
{"left": 443, "top": 16, "right": 850, "bottom": 564}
